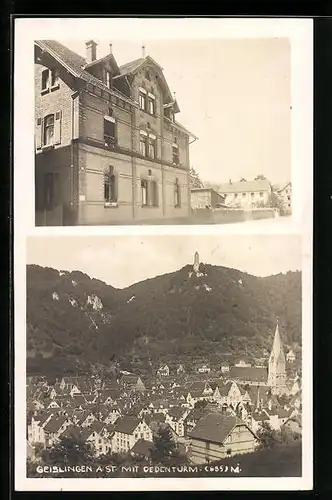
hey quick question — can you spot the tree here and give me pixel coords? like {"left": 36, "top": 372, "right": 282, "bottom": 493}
{"left": 150, "top": 425, "right": 179, "bottom": 463}
{"left": 190, "top": 167, "right": 204, "bottom": 189}
{"left": 256, "top": 422, "right": 279, "bottom": 449}
{"left": 41, "top": 435, "right": 95, "bottom": 468}
{"left": 194, "top": 399, "right": 208, "bottom": 409}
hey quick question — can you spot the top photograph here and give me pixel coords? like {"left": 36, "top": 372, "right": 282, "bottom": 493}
{"left": 34, "top": 38, "right": 292, "bottom": 226}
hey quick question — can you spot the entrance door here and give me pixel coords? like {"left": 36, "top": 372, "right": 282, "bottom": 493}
{"left": 44, "top": 172, "right": 63, "bottom": 226}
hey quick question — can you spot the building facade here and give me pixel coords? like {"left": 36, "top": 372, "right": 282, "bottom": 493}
{"left": 188, "top": 414, "right": 257, "bottom": 464}
{"left": 34, "top": 40, "right": 197, "bottom": 226}
{"left": 190, "top": 188, "right": 225, "bottom": 209}
{"left": 273, "top": 181, "right": 292, "bottom": 215}
{"left": 218, "top": 178, "right": 272, "bottom": 209}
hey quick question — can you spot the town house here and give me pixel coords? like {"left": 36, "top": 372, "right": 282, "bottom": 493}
{"left": 34, "top": 40, "right": 197, "bottom": 226}
{"left": 218, "top": 178, "right": 272, "bottom": 209}
{"left": 188, "top": 413, "right": 258, "bottom": 464}
{"left": 112, "top": 416, "right": 153, "bottom": 453}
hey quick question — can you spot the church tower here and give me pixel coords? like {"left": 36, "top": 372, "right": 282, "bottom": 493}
{"left": 267, "top": 320, "right": 287, "bottom": 395}
{"left": 193, "top": 251, "right": 200, "bottom": 273}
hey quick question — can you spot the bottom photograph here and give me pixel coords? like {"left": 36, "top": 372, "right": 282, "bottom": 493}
{"left": 25, "top": 234, "right": 303, "bottom": 480}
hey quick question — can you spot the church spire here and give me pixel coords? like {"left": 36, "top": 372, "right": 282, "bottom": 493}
{"left": 270, "top": 319, "right": 285, "bottom": 363}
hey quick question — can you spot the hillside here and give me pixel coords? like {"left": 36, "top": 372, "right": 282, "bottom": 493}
{"left": 26, "top": 262, "right": 301, "bottom": 376}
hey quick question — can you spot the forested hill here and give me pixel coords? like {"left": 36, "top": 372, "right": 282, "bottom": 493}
{"left": 26, "top": 263, "right": 301, "bottom": 376}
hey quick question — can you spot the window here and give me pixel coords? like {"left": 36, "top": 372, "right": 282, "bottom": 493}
{"left": 148, "top": 135, "right": 156, "bottom": 159}
{"left": 141, "top": 179, "right": 148, "bottom": 206}
{"left": 44, "top": 114, "right": 54, "bottom": 145}
{"left": 51, "top": 69, "right": 59, "bottom": 87}
{"left": 242, "top": 193, "right": 246, "bottom": 197}
{"left": 287, "top": 196, "right": 291, "bottom": 201}
{"left": 251, "top": 192, "right": 255, "bottom": 197}
{"left": 42, "top": 69, "right": 50, "bottom": 91}
{"left": 104, "top": 115, "right": 116, "bottom": 146}
{"left": 139, "top": 131, "right": 148, "bottom": 156}
{"left": 104, "top": 166, "right": 117, "bottom": 203}
{"left": 141, "top": 179, "right": 158, "bottom": 207}
{"left": 234, "top": 193, "right": 238, "bottom": 198}
{"left": 172, "top": 139, "right": 179, "bottom": 165}
{"left": 145, "top": 70, "right": 151, "bottom": 80}
{"left": 139, "top": 88, "right": 147, "bottom": 111}
{"left": 259, "top": 192, "right": 264, "bottom": 197}
{"left": 151, "top": 181, "right": 158, "bottom": 207}
{"left": 174, "top": 179, "right": 181, "bottom": 207}
{"left": 41, "top": 69, "right": 59, "bottom": 91}
{"left": 148, "top": 93, "right": 156, "bottom": 115}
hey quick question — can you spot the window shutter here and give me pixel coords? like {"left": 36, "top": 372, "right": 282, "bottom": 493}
{"left": 54, "top": 111, "right": 62, "bottom": 145}
{"left": 36, "top": 118, "right": 42, "bottom": 149}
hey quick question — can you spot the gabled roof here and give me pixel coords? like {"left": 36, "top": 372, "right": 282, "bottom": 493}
{"left": 114, "top": 415, "right": 142, "bottom": 434}
{"left": 167, "top": 406, "right": 187, "bottom": 421}
{"left": 119, "top": 58, "right": 145, "bottom": 76}
{"left": 130, "top": 439, "right": 153, "bottom": 456}
{"left": 35, "top": 40, "right": 134, "bottom": 104}
{"left": 43, "top": 415, "right": 67, "bottom": 434}
{"left": 218, "top": 179, "right": 271, "bottom": 194}
{"left": 228, "top": 366, "right": 268, "bottom": 383}
{"left": 188, "top": 413, "right": 246, "bottom": 444}
{"left": 84, "top": 53, "right": 120, "bottom": 75}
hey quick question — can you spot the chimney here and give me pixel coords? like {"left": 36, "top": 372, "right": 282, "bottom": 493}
{"left": 229, "top": 178, "right": 232, "bottom": 185}
{"left": 85, "top": 40, "right": 97, "bottom": 63}
{"left": 142, "top": 45, "right": 146, "bottom": 58}
{"left": 109, "top": 43, "right": 113, "bottom": 55}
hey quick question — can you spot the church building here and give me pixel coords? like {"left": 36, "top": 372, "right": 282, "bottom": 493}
{"left": 228, "top": 321, "right": 288, "bottom": 396}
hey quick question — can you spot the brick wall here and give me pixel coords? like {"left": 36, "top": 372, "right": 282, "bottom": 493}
{"left": 35, "top": 61, "right": 76, "bottom": 149}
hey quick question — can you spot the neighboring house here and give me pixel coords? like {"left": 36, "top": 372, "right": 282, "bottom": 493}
{"left": 218, "top": 178, "right": 272, "bottom": 209}
{"left": 197, "top": 365, "right": 211, "bottom": 374}
{"left": 29, "top": 412, "right": 54, "bottom": 446}
{"left": 227, "top": 366, "right": 268, "bottom": 386}
{"left": 165, "top": 407, "right": 190, "bottom": 437}
{"left": 157, "top": 365, "right": 170, "bottom": 377}
{"left": 177, "top": 364, "right": 185, "bottom": 375}
{"left": 234, "top": 360, "right": 251, "bottom": 368}
{"left": 220, "top": 363, "right": 230, "bottom": 374}
{"left": 43, "top": 415, "right": 71, "bottom": 447}
{"left": 273, "top": 182, "right": 292, "bottom": 215}
{"left": 190, "top": 188, "right": 225, "bottom": 209}
{"left": 188, "top": 413, "right": 258, "bottom": 464}
{"left": 130, "top": 439, "right": 154, "bottom": 460}
{"left": 34, "top": 39, "right": 196, "bottom": 226}
{"left": 286, "top": 349, "right": 296, "bottom": 364}
{"left": 112, "top": 416, "right": 153, "bottom": 453}
{"left": 283, "top": 416, "right": 302, "bottom": 435}
{"left": 119, "top": 374, "right": 146, "bottom": 393}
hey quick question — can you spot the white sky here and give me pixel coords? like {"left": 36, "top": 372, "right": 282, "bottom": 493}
{"left": 62, "top": 37, "right": 291, "bottom": 185}
{"left": 27, "top": 235, "right": 301, "bottom": 289}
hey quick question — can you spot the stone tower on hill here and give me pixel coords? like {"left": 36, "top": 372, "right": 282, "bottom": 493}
{"left": 193, "top": 251, "right": 200, "bottom": 273}
{"left": 267, "top": 320, "right": 287, "bottom": 395}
